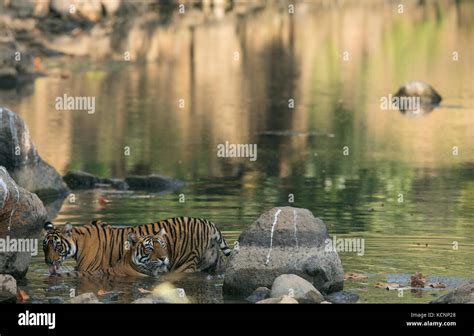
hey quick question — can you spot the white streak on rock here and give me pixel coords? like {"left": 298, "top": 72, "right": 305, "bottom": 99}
{"left": 0, "top": 177, "right": 9, "bottom": 211}
{"left": 7, "top": 111, "right": 19, "bottom": 166}
{"left": 293, "top": 209, "right": 299, "bottom": 248}
{"left": 265, "top": 208, "right": 282, "bottom": 265}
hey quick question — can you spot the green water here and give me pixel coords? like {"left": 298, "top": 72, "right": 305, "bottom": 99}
{"left": 3, "top": 2, "right": 473, "bottom": 303}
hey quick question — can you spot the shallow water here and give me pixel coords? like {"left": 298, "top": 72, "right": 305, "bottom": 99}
{"left": 3, "top": 2, "right": 474, "bottom": 303}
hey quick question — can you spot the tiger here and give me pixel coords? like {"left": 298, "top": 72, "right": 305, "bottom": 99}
{"left": 43, "top": 217, "right": 232, "bottom": 275}
{"left": 51, "top": 231, "right": 170, "bottom": 278}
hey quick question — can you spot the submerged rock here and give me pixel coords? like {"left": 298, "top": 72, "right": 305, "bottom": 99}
{"left": 430, "top": 280, "right": 474, "bottom": 304}
{"left": 125, "top": 175, "right": 184, "bottom": 191}
{"left": 63, "top": 170, "right": 101, "bottom": 189}
{"left": 69, "top": 292, "right": 100, "bottom": 303}
{"left": 246, "top": 287, "right": 271, "bottom": 303}
{"left": 0, "top": 107, "right": 69, "bottom": 200}
{"left": 63, "top": 170, "right": 183, "bottom": 192}
{"left": 223, "top": 207, "right": 344, "bottom": 298}
{"left": 0, "top": 167, "right": 48, "bottom": 278}
{"left": 324, "top": 290, "right": 359, "bottom": 304}
{"left": 0, "top": 274, "right": 17, "bottom": 303}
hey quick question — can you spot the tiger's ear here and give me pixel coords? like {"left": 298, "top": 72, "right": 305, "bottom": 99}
{"left": 62, "top": 223, "right": 73, "bottom": 237}
{"left": 44, "top": 221, "right": 54, "bottom": 231}
{"left": 128, "top": 233, "right": 138, "bottom": 246}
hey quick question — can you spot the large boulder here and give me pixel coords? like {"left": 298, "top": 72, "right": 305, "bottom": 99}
{"left": 0, "top": 167, "right": 48, "bottom": 278}
{"left": 0, "top": 107, "right": 69, "bottom": 201}
{"left": 223, "top": 207, "right": 344, "bottom": 298}
{"left": 430, "top": 280, "right": 474, "bottom": 304}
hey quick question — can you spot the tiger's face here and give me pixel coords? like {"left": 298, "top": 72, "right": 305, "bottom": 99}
{"left": 43, "top": 222, "right": 76, "bottom": 275}
{"left": 128, "top": 229, "right": 170, "bottom": 276}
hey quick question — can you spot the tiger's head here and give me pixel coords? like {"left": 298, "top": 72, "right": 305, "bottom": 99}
{"left": 128, "top": 229, "right": 170, "bottom": 276}
{"left": 43, "top": 222, "right": 76, "bottom": 275}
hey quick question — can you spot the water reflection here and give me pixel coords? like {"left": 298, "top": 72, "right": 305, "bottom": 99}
{"left": 1, "top": 1, "right": 473, "bottom": 303}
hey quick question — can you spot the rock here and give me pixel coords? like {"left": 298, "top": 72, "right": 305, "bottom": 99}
{"left": 6, "top": 0, "right": 50, "bottom": 17}
{"left": 256, "top": 295, "right": 298, "bottom": 304}
{"left": 246, "top": 287, "right": 271, "bottom": 303}
{"left": 0, "top": 38, "right": 34, "bottom": 90}
{"left": 430, "top": 280, "right": 474, "bottom": 304}
{"left": 63, "top": 170, "right": 100, "bottom": 189}
{"left": 133, "top": 284, "right": 189, "bottom": 304}
{"left": 50, "top": 0, "right": 103, "bottom": 22}
{"left": 108, "top": 178, "right": 129, "bottom": 191}
{"left": 0, "top": 167, "right": 48, "bottom": 278}
{"left": 69, "top": 292, "right": 100, "bottom": 303}
{"left": 125, "top": 175, "right": 184, "bottom": 191}
{"left": 0, "top": 107, "right": 70, "bottom": 200}
{"left": 102, "top": 0, "right": 121, "bottom": 15}
{"left": 394, "top": 80, "right": 442, "bottom": 106}
{"left": 47, "top": 296, "right": 65, "bottom": 304}
{"left": 270, "top": 274, "right": 324, "bottom": 303}
{"left": 223, "top": 207, "right": 344, "bottom": 298}
{"left": 324, "top": 291, "right": 359, "bottom": 304}
{"left": 0, "top": 274, "right": 17, "bottom": 303}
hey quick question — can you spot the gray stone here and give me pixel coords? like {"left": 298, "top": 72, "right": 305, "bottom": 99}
{"left": 6, "top": 0, "right": 50, "bottom": 17}
{"left": 50, "top": 0, "right": 103, "bottom": 21}
{"left": 325, "top": 290, "right": 359, "bottom": 304}
{"left": 48, "top": 296, "right": 65, "bottom": 304}
{"left": 256, "top": 295, "right": 298, "bottom": 304}
{"left": 63, "top": 170, "right": 100, "bottom": 189}
{"left": 0, "top": 39, "right": 34, "bottom": 90}
{"left": 69, "top": 292, "right": 100, "bottom": 303}
{"left": 0, "top": 167, "right": 48, "bottom": 278}
{"left": 223, "top": 207, "right": 344, "bottom": 298}
{"left": 246, "top": 287, "right": 271, "bottom": 303}
{"left": 430, "top": 280, "right": 474, "bottom": 304}
{"left": 0, "top": 107, "right": 69, "bottom": 199}
{"left": 271, "top": 274, "right": 324, "bottom": 303}
{"left": 125, "top": 175, "right": 184, "bottom": 191}
{"left": 0, "top": 274, "right": 17, "bottom": 303}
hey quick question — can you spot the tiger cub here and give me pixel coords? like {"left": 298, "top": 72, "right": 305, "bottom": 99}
{"left": 51, "top": 231, "right": 170, "bottom": 278}
{"left": 43, "top": 217, "right": 232, "bottom": 274}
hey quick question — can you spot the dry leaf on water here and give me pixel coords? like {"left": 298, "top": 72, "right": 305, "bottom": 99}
{"left": 98, "top": 196, "right": 109, "bottom": 207}
{"left": 17, "top": 288, "right": 30, "bottom": 302}
{"left": 429, "top": 282, "right": 447, "bottom": 289}
{"left": 375, "top": 282, "right": 400, "bottom": 290}
{"left": 97, "top": 289, "right": 107, "bottom": 296}
{"left": 344, "top": 272, "right": 368, "bottom": 281}
{"left": 410, "top": 272, "right": 426, "bottom": 288}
